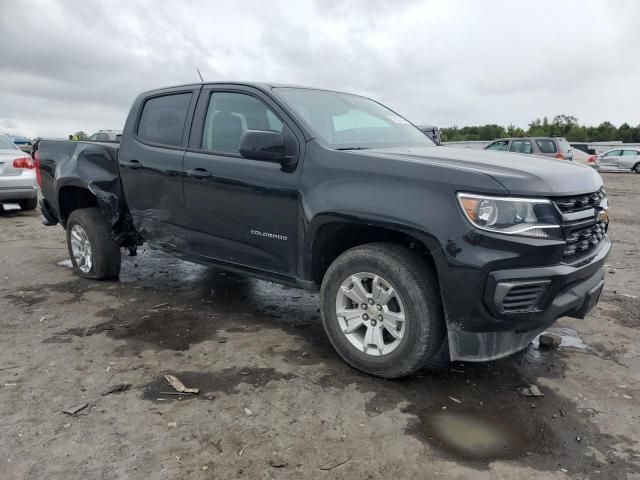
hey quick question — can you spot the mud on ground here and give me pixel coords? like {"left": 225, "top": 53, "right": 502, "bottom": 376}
{"left": 1, "top": 172, "right": 639, "bottom": 479}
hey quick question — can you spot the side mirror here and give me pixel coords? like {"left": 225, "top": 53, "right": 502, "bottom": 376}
{"left": 239, "top": 130, "right": 288, "bottom": 163}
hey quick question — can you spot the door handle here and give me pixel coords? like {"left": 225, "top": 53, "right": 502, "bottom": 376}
{"left": 185, "top": 168, "right": 212, "bottom": 179}
{"left": 121, "top": 160, "right": 142, "bottom": 170}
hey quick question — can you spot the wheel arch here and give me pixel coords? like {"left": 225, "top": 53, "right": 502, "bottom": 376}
{"left": 304, "top": 214, "right": 445, "bottom": 288}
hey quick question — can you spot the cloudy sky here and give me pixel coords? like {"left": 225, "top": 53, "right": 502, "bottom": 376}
{"left": 1, "top": 0, "right": 639, "bottom": 138}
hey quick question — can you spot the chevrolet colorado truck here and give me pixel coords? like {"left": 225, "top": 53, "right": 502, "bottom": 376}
{"left": 36, "top": 82, "right": 610, "bottom": 378}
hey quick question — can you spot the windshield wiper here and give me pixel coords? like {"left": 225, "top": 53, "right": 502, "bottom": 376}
{"left": 335, "top": 146, "right": 370, "bottom": 151}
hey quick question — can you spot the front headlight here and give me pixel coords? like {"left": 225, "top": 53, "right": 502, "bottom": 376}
{"left": 457, "top": 193, "right": 562, "bottom": 239}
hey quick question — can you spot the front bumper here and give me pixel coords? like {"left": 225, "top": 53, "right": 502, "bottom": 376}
{"left": 443, "top": 236, "right": 610, "bottom": 362}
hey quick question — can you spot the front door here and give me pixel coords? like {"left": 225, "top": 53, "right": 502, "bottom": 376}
{"left": 182, "top": 86, "right": 303, "bottom": 276}
{"left": 118, "top": 88, "right": 199, "bottom": 251}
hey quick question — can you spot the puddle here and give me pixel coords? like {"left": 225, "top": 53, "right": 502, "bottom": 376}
{"left": 429, "top": 411, "right": 525, "bottom": 459}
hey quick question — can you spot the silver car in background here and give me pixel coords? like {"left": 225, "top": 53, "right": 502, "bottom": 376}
{"left": 485, "top": 137, "right": 574, "bottom": 161}
{"left": 595, "top": 148, "right": 640, "bottom": 173}
{"left": 0, "top": 135, "right": 38, "bottom": 211}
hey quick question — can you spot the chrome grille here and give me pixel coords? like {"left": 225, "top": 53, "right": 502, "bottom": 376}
{"left": 564, "top": 220, "right": 607, "bottom": 257}
{"left": 553, "top": 187, "right": 606, "bottom": 213}
{"left": 552, "top": 187, "right": 608, "bottom": 259}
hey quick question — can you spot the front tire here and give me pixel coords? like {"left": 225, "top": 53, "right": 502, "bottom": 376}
{"left": 633, "top": 162, "right": 640, "bottom": 174}
{"left": 66, "top": 207, "right": 121, "bottom": 279}
{"left": 18, "top": 197, "right": 38, "bottom": 211}
{"left": 320, "top": 243, "right": 446, "bottom": 378}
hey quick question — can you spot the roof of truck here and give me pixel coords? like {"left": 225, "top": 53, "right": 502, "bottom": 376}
{"left": 140, "top": 81, "right": 350, "bottom": 96}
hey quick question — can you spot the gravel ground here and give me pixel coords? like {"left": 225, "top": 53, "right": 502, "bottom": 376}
{"left": 0, "top": 172, "right": 639, "bottom": 480}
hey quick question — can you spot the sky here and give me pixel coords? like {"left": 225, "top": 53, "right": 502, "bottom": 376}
{"left": 1, "top": 0, "right": 639, "bottom": 138}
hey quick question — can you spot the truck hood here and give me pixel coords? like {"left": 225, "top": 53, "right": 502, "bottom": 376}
{"left": 361, "top": 146, "right": 603, "bottom": 196}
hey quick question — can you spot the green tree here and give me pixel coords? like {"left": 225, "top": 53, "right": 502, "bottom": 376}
{"left": 74, "top": 131, "right": 88, "bottom": 141}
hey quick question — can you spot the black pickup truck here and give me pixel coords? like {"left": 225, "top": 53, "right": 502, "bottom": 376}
{"left": 36, "top": 82, "right": 610, "bottom": 378}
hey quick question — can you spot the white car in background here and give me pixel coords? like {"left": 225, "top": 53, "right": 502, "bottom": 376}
{"left": 0, "top": 134, "right": 38, "bottom": 211}
{"left": 595, "top": 148, "right": 640, "bottom": 173}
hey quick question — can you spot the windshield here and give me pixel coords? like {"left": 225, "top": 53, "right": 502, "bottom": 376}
{"left": 274, "top": 88, "right": 435, "bottom": 149}
{"left": 0, "top": 136, "right": 19, "bottom": 150}
{"left": 11, "top": 136, "right": 29, "bottom": 144}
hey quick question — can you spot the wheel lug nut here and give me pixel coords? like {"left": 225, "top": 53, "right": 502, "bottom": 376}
{"left": 378, "top": 315, "right": 383, "bottom": 321}
{"left": 371, "top": 319, "right": 377, "bottom": 326}
{"left": 362, "top": 314, "right": 369, "bottom": 320}
{"left": 361, "top": 304, "right": 367, "bottom": 310}
{"left": 376, "top": 304, "right": 382, "bottom": 311}
{"left": 368, "top": 299, "right": 374, "bottom": 305}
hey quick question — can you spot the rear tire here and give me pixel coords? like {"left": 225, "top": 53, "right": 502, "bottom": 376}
{"left": 320, "top": 243, "right": 446, "bottom": 378}
{"left": 66, "top": 207, "right": 121, "bottom": 279}
{"left": 633, "top": 162, "right": 640, "bottom": 174}
{"left": 18, "top": 197, "right": 38, "bottom": 211}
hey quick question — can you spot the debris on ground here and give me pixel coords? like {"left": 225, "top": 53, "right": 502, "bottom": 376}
{"left": 164, "top": 374, "right": 199, "bottom": 394}
{"left": 270, "top": 454, "right": 288, "bottom": 468}
{"left": 520, "top": 385, "right": 545, "bottom": 397}
{"left": 244, "top": 407, "right": 253, "bottom": 417}
{"left": 101, "top": 383, "right": 132, "bottom": 396}
{"left": 212, "top": 440, "right": 223, "bottom": 453}
{"left": 238, "top": 445, "right": 248, "bottom": 456}
{"left": 539, "top": 332, "right": 562, "bottom": 349}
{"left": 62, "top": 403, "right": 88, "bottom": 415}
{"left": 240, "top": 369, "right": 250, "bottom": 376}
{"left": 448, "top": 396, "right": 462, "bottom": 404}
{"left": 167, "top": 422, "right": 177, "bottom": 428}
{"left": 204, "top": 392, "right": 216, "bottom": 401}
{"left": 319, "top": 456, "right": 351, "bottom": 471}
{"left": 217, "top": 337, "right": 228, "bottom": 343}
{"left": 151, "top": 303, "right": 169, "bottom": 309}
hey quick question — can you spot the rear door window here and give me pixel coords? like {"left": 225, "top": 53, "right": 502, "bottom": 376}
{"left": 509, "top": 139, "right": 533, "bottom": 154}
{"left": 622, "top": 149, "right": 639, "bottom": 156}
{"left": 486, "top": 140, "right": 509, "bottom": 151}
{"left": 603, "top": 150, "right": 621, "bottom": 157}
{"left": 535, "top": 139, "right": 557, "bottom": 153}
{"left": 137, "top": 93, "right": 192, "bottom": 146}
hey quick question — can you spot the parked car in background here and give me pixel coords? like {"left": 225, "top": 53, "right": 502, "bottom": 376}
{"left": 594, "top": 148, "right": 640, "bottom": 173}
{"left": 88, "top": 130, "right": 122, "bottom": 142}
{"left": 7, "top": 134, "right": 33, "bottom": 154}
{"left": 417, "top": 125, "right": 441, "bottom": 145}
{"left": 0, "top": 134, "right": 38, "bottom": 211}
{"left": 571, "top": 143, "right": 596, "bottom": 156}
{"left": 485, "top": 137, "right": 574, "bottom": 161}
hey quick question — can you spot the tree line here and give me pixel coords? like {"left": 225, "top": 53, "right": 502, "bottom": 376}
{"left": 441, "top": 115, "right": 640, "bottom": 143}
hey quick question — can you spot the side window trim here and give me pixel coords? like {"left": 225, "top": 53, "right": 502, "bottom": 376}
{"left": 133, "top": 88, "right": 200, "bottom": 150}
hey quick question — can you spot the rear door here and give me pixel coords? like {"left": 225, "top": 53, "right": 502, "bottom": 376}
{"left": 620, "top": 149, "right": 640, "bottom": 170}
{"left": 509, "top": 139, "right": 533, "bottom": 154}
{"left": 182, "top": 85, "right": 303, "bottom": 276}
{"left": 118, "top": 87, "right": 200, "bottom": 251}
{"left": 599, "top": 150, "right": 622, "bottom": 170}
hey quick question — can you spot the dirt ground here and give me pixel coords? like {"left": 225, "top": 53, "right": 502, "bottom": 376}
{"left": 1, "top": 172, "right": 639, "bottom": 480}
